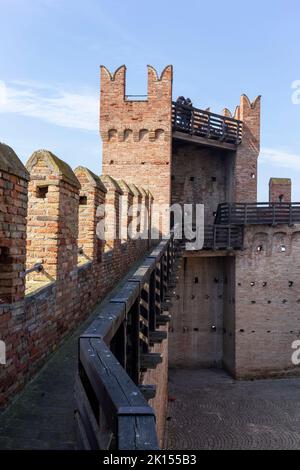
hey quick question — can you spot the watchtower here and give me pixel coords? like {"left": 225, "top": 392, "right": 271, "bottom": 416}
{"left": 100, "top": 65, "right": 173, "bottom": 207}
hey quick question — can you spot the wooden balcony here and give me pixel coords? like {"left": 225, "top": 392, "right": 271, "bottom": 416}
{"left": 215, "top": 203, "right": 300, "bottom": 226}
{"left": 181, "top": 224, "right": 244, "bottom": 251}
{"left": 204, "top": 225, "right": 243, "bottom": 250}
{"left": 172, "top": 101, "right": 243, "bottom": 150}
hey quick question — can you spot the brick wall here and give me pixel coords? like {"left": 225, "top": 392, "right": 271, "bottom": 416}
{"left": 0, "top": 144, "right": 29, "bottom": 305}
{"left": 234, "top": 95, "right": 261, "bottom": 202}
{"left": 0, "top": 146, "right": 156, "bottom": 408}
{"left": 169, "top": 255, "right": 228, "bottom": 368}
{"left": 100, "top": 65, "right": 173, "bottom": 212}
{"left": 142, "top": 324, "right": 168, "bottom": 448}
{"left": 269, "top": 178, "right": 291, "bottom": 203}
{"left": 171, "top": 142, "right": 234, "bottom": 223}
{"left": 234, "top": 225, "right": 300, "bottom": 378}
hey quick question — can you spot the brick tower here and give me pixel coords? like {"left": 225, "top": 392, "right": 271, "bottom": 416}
{"left": 100, "top": 65, "right": 173, "bottom": 207}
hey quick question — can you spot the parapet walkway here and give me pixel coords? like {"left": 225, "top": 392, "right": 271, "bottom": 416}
{"left": 0, "top": 322, "right": 80, "bottom": 449}
{"left": 166, "top": 368, "right": 300, "bottom": 450}
{"left": 0, "top": 264, "right": 139, "bottom": 450}
{"left": 2, "top": 336, "right": 300, "bottom": 449}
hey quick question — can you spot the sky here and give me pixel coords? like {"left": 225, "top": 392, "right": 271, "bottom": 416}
{"left": 1, "top": 0, "right": 300, "bottom": 200}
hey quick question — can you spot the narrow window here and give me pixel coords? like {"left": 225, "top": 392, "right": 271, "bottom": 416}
{"left": 79, "top": 196, "right": 88, "bottom": 206}
{"left": 36, "top": 186, "right": 48, "bottom": 198}
{"left": 0, "top": 246, "right": 9, "bottom": 263}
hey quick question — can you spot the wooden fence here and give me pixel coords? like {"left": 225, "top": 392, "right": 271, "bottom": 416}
{"left": 215, "top": 202, "right": 300, "bottom": 226}
{"left": 172, "top": 101, "right": 243, "bottom": 145}
{"left": 75, "top": 237, "right": 177, "bottom": 450}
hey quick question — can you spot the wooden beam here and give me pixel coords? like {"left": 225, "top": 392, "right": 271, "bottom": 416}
{"left": 172, "top": 131, "right": 237, "bottom": 151}
{"left": 139, "top": 385, "right": 157, "bottom": 400}
{"left": 140, "top": 353, "right": 163, "bottom": 370}
{"left": 183, "top": 250, "right": 237, "bottom": 258}
{"left": 149, "top": 330, "right": 168, "bottom": 344}
{"left": 156, "top": 313, "right": 171, "bottom": 325}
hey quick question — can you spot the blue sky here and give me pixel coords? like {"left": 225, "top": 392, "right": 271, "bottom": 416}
{"left": 1, "top": 0, "right": 300, "bottom": 199}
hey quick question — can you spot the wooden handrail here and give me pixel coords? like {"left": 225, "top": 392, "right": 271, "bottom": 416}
{"left": 75, "top": 236, "right": 177, "bottom": 450}
{"left": 215, "top": 202, "right": 300, "bottom": 226}
{"left": 172, "top": 101, "right": 243, "bottom": 145}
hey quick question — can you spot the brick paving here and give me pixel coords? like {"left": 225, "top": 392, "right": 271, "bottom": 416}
{"left": 166, "top": 368, "right": 300, "bottom": 450}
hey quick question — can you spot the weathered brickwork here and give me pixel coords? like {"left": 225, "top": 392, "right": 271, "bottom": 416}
{"left": 2, "top": 63, "right": 299, "bottom": 448}
{"left": 168, "top": 81, "right": 300, "bottom": 382}
{"left": 234, "top": 95, "right": 261, "bottom": 202}
{"left": 169, "top": 255, "right": 233, "bottom": 369}
{"left": 100, "top": 65, "right": 173, "bottom": 211}
{"left": 171, "top": 143, "right": 233, "bottom": 223}
{"left": 0, "top": 144, "right": 29, "bottom": 305}
{"left": 0, "top": 146, "right": 154, "bottom": 409}
{"left": 234, "top": 225, "right": 300, "bottom": 378}
{"left": 142, "top": 324, "right": 168, "bottom": 447}
{"left": 269, "top": 177, "right": 291, "bottom": 203}
{"left": 75, "top": 167, "right": 107, "bottom": 263}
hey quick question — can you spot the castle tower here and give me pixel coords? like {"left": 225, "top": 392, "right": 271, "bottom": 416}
{"left": 234, "top": 95, "right": 261, "bottom": 202}
{"left": 100, "top": 65, "right": 173, "bottom": 208}
{"left": 269, "top": 177, "right": 291, "bottom": 203}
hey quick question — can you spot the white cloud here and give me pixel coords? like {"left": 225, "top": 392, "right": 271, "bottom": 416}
{"left": 0, "top": 80, "right": 99, "bottom": 131}
{"left": 260, "top": 147, "right": 300, "bottom": 171}
{"left": 0, "top": 81, "right": 7, "bottom": 106}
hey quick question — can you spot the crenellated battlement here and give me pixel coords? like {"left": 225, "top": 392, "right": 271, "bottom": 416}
{"left": 100, "top": 65, "right": 173, "bottom": 208}
{"left": 0, "top": 143, "right": 155, "bottom": 408}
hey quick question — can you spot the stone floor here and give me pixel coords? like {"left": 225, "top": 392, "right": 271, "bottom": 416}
{"left": 166, "top": 368, "right": 300, "bottom": 450}
{"left": 0, "top": 329, "right": 78, "bottom": 450}
{"left": 2, "top": 344, "right": 300, "bottom": 450}
{"left": 0, "top": 259, "right": 145, "bottom": 450}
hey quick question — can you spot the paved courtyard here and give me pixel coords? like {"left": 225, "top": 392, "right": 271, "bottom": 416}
{"left": 166, "top": 368, "right": 300, "bottom": 450}
{"left": 1, "top": 344, "right": 300, "bottom": 450}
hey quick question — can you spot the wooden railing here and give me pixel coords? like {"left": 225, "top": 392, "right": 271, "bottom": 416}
{"left": 215, "top": 203, "right": 300, "bottom": 226}
{"left": 172, "top": 101, "right": 243, "bottom": 145}
{"left": 204, "top": 225, "right": 244, "bottom": 250}
{"left": 180, "top": 223, "right": 243, "bottom": 250}
{"left": 75, "top": 237, "right": 178, "bottom": 450}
